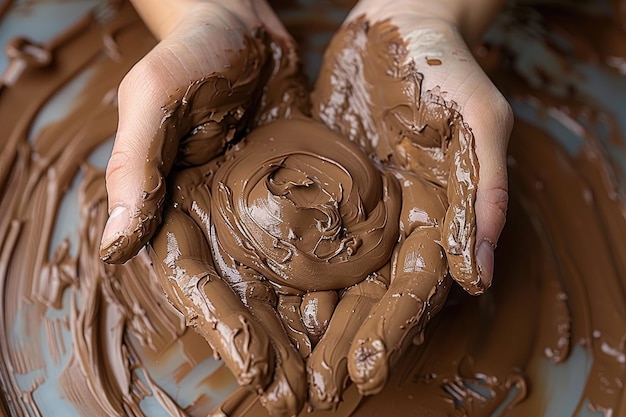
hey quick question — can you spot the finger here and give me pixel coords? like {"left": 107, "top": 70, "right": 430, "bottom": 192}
{"left": 212, "top": 268, "right": 307, "bottom": 417}
{"left": 247, "top": 5, "right": 310, "bottom": 123}
{"left": 388, "top": 24, "right": 510, "bottom": 294}
{"left": 236, "top": 281, "right": 307, "bottom": 417}
{"left": 307, "top": 275, "right": 387, "bottom": 411}
{"left": 148, "top": 207, "right": 275, "bottom": 392}
{"left": 100, "top": 8, "right": 268, "bottom": 263}
{"left": 441, "top": 119, "right": 482, "bottom": 294}
{"left": 207, "top": 188, "right": 307, "bottom": 415}
{"left": 277, "top": 294, "right": 312, "bottom": 359}
{"left": 348, "top": 228, "right": 450, "bottom": 396}
{"left": 442, "top": 89, "right": 512, "bottom": 293}
{"left": 464, "top": 93, "right": 512, "bottom": 289}
{"left": 300, "top": 290, "right": 339, "bottom": 346}
{"left": 389, "top": 24, "right": 510, "bottom": 293}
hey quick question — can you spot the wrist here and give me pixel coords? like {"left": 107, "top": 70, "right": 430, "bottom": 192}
{"left": 350, "top": 0, "right": 505, "bottom": 47}
{"left": 129, "top": 0, "right": 253, "bottom": 40}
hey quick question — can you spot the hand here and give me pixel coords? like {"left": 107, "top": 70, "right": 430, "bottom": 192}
{"left": 100, "top": 1, "right": 309, "bottom": 415}
{"left": 307, "top": 0, "right": 512, "bottom": 402}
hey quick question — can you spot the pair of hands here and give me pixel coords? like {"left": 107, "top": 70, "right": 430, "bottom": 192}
{"left": 100, "top": 0, "right": 512, "bottom": 415}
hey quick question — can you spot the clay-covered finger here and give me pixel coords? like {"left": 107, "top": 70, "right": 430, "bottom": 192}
{"left": 441, "top": 121, "right": 483, "bottom": 294}
{"left": 148, "top": 208, "right": 274, "bottom": 392}
{"left": 300, "top": 290, "right": 338, "bottom": 345}
{"left": 348, "top": 228, "right": 450, "bottom": 396}
{"left": 277, "top": 294, "right": 312, "bottom": 359}
{"left": 307, "top": 275, "right": 386, "bottom": 410}
{"left": 460, "top": 101, "right": 512, "bottom": 290}
{"left": 235, "top": 281, "right": 307, "bottom": 417}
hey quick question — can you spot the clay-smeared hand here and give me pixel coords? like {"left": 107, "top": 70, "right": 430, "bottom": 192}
{"left": 99, "top": 0, "right": 306, "bottom": 264}
{"left": 308, "top": 0, "right": 512, "bottom": 404}
{"left": 100, "top": 1, "right": 309, "bottom": 416}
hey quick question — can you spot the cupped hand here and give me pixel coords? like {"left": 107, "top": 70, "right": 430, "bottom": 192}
{"left": 100, "top": 1, "right": 309, "bottom": 415}
{"left": 307, "top": 0, "right": 513, "bottom": 405}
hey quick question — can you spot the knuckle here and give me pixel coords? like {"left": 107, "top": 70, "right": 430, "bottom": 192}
{"left": 117, "top": 63, "right": 145, "bottom": 97}
{"left": 105, "top": 149, "right": 134, "bottom": 182}
{"left": 478, "top": 87, "right": 513, "bottom": 131}
{"left": 465, "top": 87, "right": 513, "bottom": 141}
{"left": 118, "top": 57, "right": 166, "bottom": 104}
{"left": 485, "top": 181, "right": 509, "bottom": 204}
{"left": 493, "top": 93, "right": 514, "bottom": 129}
{"left": 480, "top": 185, "right": 509, "bottom": 231}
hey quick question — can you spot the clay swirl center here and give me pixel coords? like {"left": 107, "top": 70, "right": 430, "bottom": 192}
{"left": 210, "top": 119, "right": 401, "bottom": 292}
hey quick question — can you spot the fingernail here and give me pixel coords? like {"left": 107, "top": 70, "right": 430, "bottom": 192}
{"left": 100, "top": 206, "right": 130, "bottom": 250}
{"left": 476, "top": 240, "right": 495, "bottom": 288}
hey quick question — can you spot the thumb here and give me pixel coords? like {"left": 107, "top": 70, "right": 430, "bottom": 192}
{"left": 466, "top": 88, "right": 512, "bottom": 289}
{"left": 443, "top": 69, "right": 512, "bottom": 291}
{"left": 100, "top": 7, "right": 271, "bottom": 264}
{"left": 99, "top": 52, "right": 178, "bottom": 264}
{"left": 403, "top": 23, "right": 512, "bottom": 292}
{"left": 443, "top": 100, "right": 511, "bottom": 295}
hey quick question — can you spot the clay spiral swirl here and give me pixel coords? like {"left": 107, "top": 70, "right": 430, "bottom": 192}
{"left": 211, "top": 118, "right": 401, "bottom": 292}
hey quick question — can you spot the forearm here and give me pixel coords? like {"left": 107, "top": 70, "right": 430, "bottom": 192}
{"left": 129, "top": 0, "right": 189, "bottom": 39}
{"left": 443, "top": 0, "right": 507, "bottom": 46}
{"left": 129, "top": 0, "right": 251, "bottom": 40}
{"left": 129, "top": 0, "right": 287, "bottom": 42}
{"left": 351, "top": 0, "right": 506, "bottom": 46}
